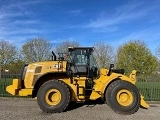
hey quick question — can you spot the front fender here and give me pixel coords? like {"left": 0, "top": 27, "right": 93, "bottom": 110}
{"left": 91, "top": 70, "right": 138, "bottom": 100}
{"left": 90, "top": 74, "right": 121, "bottom": 100}
{"left": 101, "top": 73, "right": 136, "bottom": 94}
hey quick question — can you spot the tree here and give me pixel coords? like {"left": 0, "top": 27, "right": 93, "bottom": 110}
{"left": 6, "top": 60, "right": 26, "bottom": 73}
{"left": 0, "top": 40, "right": 18, "bottom": 70}
{"left": 156, "top": 45, "right": 160, "bottom": 73}
{"left": 156, "top": 46, "right": 160, "bottom": 58}
{"left": 116, "top": 40, "right": 158, "bottom": 75}
{"left": 93, "top": 41, "right": 114, "bottom": 68}
{"left": 55, "top": 40, "right": 79, "bottom": 54}
{"left": 22, "top": 37, "right": 52, "bottom": 63}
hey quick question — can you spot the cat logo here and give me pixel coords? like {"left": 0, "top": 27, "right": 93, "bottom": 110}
{"left": 53, "top": 64, "right": 62, "bottom": 70}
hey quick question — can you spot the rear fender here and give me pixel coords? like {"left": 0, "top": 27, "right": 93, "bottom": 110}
{"left": 32, "top": 72, "right": 69, "bottom": 98}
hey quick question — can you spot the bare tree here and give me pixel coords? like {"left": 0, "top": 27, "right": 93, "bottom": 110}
{"left": 55, "top": 40, "right": 80, "bottom": 54}
{"left": 22, "top": 37, "right": 52, "bottom": 63}
{"left": 0, "top": 40, "right": 18, "bottom": 68}
{"left": 156, "top": 45, "right": 160, "bottom": 73}
{"left": 93, "top": 41, "right": 114, "bottom": 68}
{"left": 0, "top": 40, "right": 18, "bottom": 76}
{"left": 156, "top": 45, "right": 160, "bottom": 60}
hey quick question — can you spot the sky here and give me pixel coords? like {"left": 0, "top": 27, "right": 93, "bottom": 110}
{"left": 0, "top": 0, "right": 160, "bottom": 54}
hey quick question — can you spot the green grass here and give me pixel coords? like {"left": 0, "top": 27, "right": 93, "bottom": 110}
{"left": 136, "top": 82, "right": 160, "bottom": 101}
{"left": 0, "top": 78, "right": 13, "bottom": 97}
{"left": 1, "top": 78, "right": 160, "bottom": 101}
{"left": 0, "top": 78, "right": 30, "bottom": 98}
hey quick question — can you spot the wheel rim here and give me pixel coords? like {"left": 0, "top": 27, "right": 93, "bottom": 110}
{"left": 116, "top": 89, "right": 133, "bottom": 106}
{"left": 45, "top": 89, "right": 61, "bottom": 106}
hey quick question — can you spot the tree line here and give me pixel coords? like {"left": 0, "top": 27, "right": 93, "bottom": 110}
{"left": 0, "top": 38, "right": 159, "bottom": 76}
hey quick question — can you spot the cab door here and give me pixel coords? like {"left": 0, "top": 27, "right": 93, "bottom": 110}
{"left": 68, "top": 49, "right": 89, "bottom": 76}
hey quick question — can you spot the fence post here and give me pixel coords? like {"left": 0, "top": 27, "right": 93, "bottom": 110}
{"left": 150, "top": 78, "right": 153, "bottom": 101}
{"left": 0, "top": 67, "right": 2, "bottom": 79}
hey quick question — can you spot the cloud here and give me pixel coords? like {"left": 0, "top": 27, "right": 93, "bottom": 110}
{"left": 65, "top": 9, "right": 82, "bottom": 15}
{"left": 86, "top": 1, "right": 156, "bottom": 29}
{"left": 113, "top": 26, "right": 160, "bottom": 54}
{"left": 14, "top": 20, "right": 40, "bottom": 25}
{"left": 0, "top": 0, "right": 52, "bottom": 46}
{"left": 62, "top": 1, "right": 158, "bottom": 33}
{"left": 0, "top": 0, "right": 159, "bottom": 51}
{"left": 0, "top": 0, "right": 46, "bottom": 10}
{"left": 119, "top": 27, "right": 160, "bottom": 42}
{"left": 0, "top": 0, "right": 44, "bottom": 19}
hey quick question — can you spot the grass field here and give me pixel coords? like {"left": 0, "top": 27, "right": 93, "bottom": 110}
{"left": 136, "top": 82, "right": 160, "bottom": 101}
{"left": 0, "top": 78, "right": 160, "bottom": 101}
{"left": 0, "top": 78, "right": 13, "bottom": 97}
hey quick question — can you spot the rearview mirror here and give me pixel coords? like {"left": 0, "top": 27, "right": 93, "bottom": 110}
{"left": 110, "top": 64, "right": 114, "bottom": 68}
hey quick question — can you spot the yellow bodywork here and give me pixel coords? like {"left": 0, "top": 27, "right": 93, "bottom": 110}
{"left": 89, "top": 69, "right": 136, "bottom": 100}
{"left": 6, "top": 79, "right": 21, "bottom": 95}
{"left": 24, "top": 61, "right": 67, "bottom": 88}
{"left": 89, "top": 69, "right": 149, "bottom": 108}
{"left": 6, "top": 79, "right": 32, "bottom": 96}
{"left": 6, "top": 61, "right": 67, "bottom": 96}
{"left": 6, "top": 61, "right": 149, "bottom": 109}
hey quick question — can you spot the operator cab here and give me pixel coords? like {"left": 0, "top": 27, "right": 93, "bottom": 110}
{"left": 67, "top": 47, "right": 98, "bottom": 78}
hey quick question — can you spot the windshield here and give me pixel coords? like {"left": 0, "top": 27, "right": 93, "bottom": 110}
{"left": 74, "top": 49, "right": 87, "bottom": 65}
{"left": 68, "top": 49, "right": 87, "bottom": 65}
{"left": 90, "top": 51, "right": 99, "bottom": 69}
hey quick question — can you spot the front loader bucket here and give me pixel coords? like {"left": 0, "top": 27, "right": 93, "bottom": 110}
{"left": 129, "top": 70, "right": 149, "bottom": 108}
{"left": 140, "top": 95, "right": 149, "bottom": 108}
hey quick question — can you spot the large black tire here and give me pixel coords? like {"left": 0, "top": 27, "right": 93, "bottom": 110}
{"left": 105, "top": 80, "right": 140, "bottom": 114}
{"left": 37, "top": 80, "right": 70, "bottom": 113}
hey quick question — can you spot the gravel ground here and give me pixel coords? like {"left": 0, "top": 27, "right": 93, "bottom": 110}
{"left": 0, "top": 97, "right": 160, "bottom": 120}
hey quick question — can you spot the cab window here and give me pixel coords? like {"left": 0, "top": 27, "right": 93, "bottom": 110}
{"left": 74, "top": 49, "right": 87, "bottom": 65}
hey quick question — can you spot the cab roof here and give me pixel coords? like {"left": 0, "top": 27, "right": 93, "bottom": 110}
{"left": 68, "top": 47, "right": 94, "bottom": 52}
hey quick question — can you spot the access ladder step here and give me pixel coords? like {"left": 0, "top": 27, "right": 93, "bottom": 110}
{"left": 77, "top": 86, "right": 85, "bottom": 100}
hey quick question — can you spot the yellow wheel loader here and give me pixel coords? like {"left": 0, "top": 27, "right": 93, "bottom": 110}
{"left": 6, "top": 47, "right": 149, "bottom": 114}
